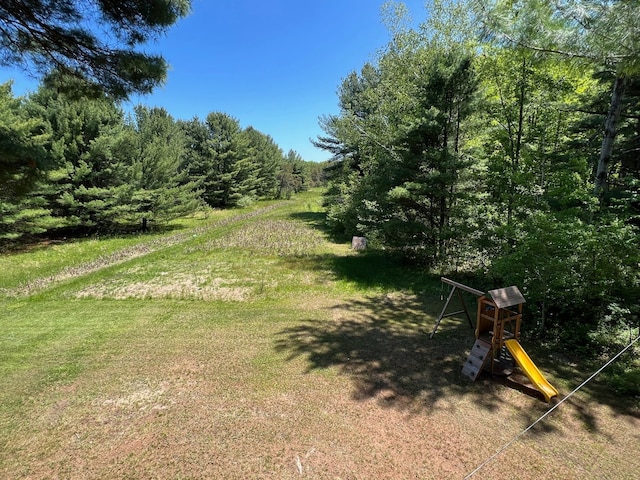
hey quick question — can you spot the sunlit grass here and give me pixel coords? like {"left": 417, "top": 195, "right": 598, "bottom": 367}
{"left": 0, "top": 202, "right": 287, "bottom": 298}
{"left": 0, "top": 189, "right": 638, "bottom": 479}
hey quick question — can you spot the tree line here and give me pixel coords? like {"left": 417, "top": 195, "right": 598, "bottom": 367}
{"left": 0, "top": 72, "right": 326, "bottom": 240}
{"left": 315, "top": 0, "right": 640, "bottom": 365}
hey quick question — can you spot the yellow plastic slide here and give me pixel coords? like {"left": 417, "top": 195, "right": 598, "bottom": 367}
{"left": 504, "top": 339, "right": 559, "bottom": 402}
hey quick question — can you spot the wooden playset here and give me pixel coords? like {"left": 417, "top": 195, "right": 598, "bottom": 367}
{"left": 433, "top": 277, "right": 558, "bottom": 402}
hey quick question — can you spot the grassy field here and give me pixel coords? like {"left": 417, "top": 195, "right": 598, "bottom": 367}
{"left": 1, "top": 190, "right": 638, "bottom": 479}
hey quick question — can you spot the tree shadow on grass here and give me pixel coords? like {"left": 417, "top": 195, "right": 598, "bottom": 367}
{"left": 274, "top": 292, "right": 619, "bottom": 438}
{"left": 289, "top": 211, "right": 329, "bottom": 233}
{"left": 284, "top": 249, "right": 442, "bottom": 297}
{"left": 275, "top": 291, "right": 515, "bottom": 415}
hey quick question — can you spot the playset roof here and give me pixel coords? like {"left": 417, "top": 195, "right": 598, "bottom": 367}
{"left": 487, "top": 286, "right": 525, "bottom": 309}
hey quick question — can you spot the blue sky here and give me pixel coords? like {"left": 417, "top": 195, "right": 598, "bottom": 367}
{"left": 0, "top": 1, "right": 428, "bottom": 162}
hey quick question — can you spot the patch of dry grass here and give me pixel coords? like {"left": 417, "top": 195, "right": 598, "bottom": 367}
{"left": 75, "top": 270, "right": 251, "bottom": 301}
{"left": 201, "top": 219, "right": 326, "bottom": 256}
{"left": 64, "top": 215, "right": 334, "bottom": 302}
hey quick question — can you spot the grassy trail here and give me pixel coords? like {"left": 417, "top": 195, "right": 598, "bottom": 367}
{"left": 1, "top": 190, "right": 638, "bottom": 479}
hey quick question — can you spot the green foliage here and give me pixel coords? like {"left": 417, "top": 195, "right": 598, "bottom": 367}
{"left": 241, "top": 127, "right": 284, "bottom": 199}
{"left": 473, "top": 0, "right": 640, "bottom": 195}
{"left": 130, "top": 106, "right": 202, "bottom": 226}
{"left": 490, "top": 212, "right": 639, "bottom": 341}
{"left": 473, "top": 0, "right": 640, "bottom": 75}
{"left": 26, "top": 83, "right": 138, "bottom": 232}
{"left": 0, "top": 0, "right": 192, "bottom": 98}
{"left": 607, "top": 366, "right": 640, "bottom": 397}
{"left": 180, "top": 112, "right": 260, "bottom": 208}
{"left": 603, "top": 75, "right": 640, "bottom": 221}
{"left": 317, "top": 32, "right": 479, "bottom": 264}
{"left": 0, "top": 82, "right": 50, "bottom": 197}
{"left": 3, "top": 82, "right": 206, "bottom": 236}
{"left": 278, "top": 150, "right": 309, "bottom": 199}
{"left": 472, "top": 47, "right": 601, "bottom": 264}
{"left": 0, "top": 82, "right": 54, "bottom": 239}
{"left": 465, "top": 0, "right": 640, "bottom": 352}
{"left": 179, "top": 117, "right": 218, "bottom": 205}
{"left": 179, "top": 119, "right": 321, "bottom": 207}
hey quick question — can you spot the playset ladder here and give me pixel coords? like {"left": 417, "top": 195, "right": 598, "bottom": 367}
{"left": 461, "top": 339, "right": 491, "bottom": 381}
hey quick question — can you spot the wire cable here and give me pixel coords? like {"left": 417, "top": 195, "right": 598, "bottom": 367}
{"left": 464, "top": 333, "right": 640, "bottom": 479}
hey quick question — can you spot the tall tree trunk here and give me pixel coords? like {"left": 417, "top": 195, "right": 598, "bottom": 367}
{"left": 595, "top": 75, "right": 626, "bottom": 196}
{"left": 507, "top": 56, "right": 528, "bottom": 229}
{"left": 514, "top": 57, "right": 526, "bottom": 166}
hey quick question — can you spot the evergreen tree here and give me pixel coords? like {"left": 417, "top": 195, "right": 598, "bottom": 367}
{"left": 130, "top": 106, "right": 202, "bottom": 227}
{"left": 24, "top": 82, "right": 201, "bottom": 234}
{"left": 0, "top": 82, "right": 53, "bottom": 239}
{"left": 241, "top": 126, "right": 283, "bottom": 199}
{"left": 179, "top": 117, "right": 218, "bottom": 206}
{"left": 316, "top": 32, "right": 479, "bottom": 264}
{"left": 0, "top": 82, "right": 50, "bottom": 197}
{"left": 306, "top": 161, "right": 328, "bottom": 188}
{"left": 278, "top": 150, "right": 307, "bottom": 198}
{"left": 204, "top": 112, "right": 258, "bottom": 208}
{"left": 27, "top": 78, "right": 134, "bottom": 232}
{"left": 312, "top": 63, "right": 382, "bottom": 234}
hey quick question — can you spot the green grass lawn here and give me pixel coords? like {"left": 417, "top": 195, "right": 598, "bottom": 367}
{"left": 1, "top": 189, "right": 638, "bottom": 479}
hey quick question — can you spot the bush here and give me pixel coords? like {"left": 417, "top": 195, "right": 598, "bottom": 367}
{"left": 489, "top": 212, "right": 640, "bottom": 342}
{"left": 607, "top": 363, "right": 640, "bottom": 396}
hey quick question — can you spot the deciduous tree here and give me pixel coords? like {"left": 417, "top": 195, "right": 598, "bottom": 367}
{"left": 473, "top": 0, "right": 640, "bottom": 195}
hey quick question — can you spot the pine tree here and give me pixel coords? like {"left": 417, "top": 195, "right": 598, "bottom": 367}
{"left": 316, "top": 31, "right": 478, "bottom": 263}
{"left": 204, "top": 112, "right": 257, "bottom": 208}
{"left": 0, "top": 0, "right": 192, "bottom": 99}
{"left": 0, "top": 82, "right": 50, "bottom": 197}
{"left": 130, "top": 106, "right": 202, "bottom": 227}
{"left": 241, "top": 127, "right": 283, "bottom": 199}
{"left": 0, "top": 82, "right": 54, "bottom": 239}
{"left": 26, "top": 79, "right": 132, "bottom": 232}
{"left": 179, "top": 117, "right": 218, "bottom": 206}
